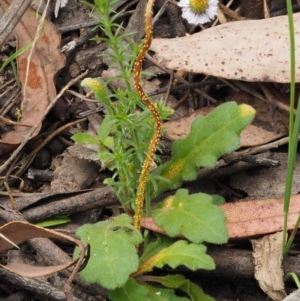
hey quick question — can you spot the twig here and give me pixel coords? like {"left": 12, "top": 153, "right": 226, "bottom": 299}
{"left": 163, "top": 70, "right": 174, "bottom": 106}
{"left": 66, "top": 89, "right": 98, "bottom": 103}
{"left": 145, "top": 53, "right": 218, "bottom": 103}
{"left": 0, "top": 268, "right": 83, "bottom": 301}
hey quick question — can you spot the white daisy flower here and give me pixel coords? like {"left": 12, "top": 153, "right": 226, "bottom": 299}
{"left": 178, "top": 0, "right": 219, "bottom": 25}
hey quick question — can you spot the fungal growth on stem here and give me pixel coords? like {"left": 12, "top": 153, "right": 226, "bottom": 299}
{"left": 133, "top": 0, "right": 162, "bottom": 230}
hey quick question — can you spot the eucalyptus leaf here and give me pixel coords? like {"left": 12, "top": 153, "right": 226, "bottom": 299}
{"left": 151, "top": 13, "right": 300, "bottom": 83}
{"left": 74, "top": 214, "right": 143, "bottom": 289}
{"left": 152, "top": 189, "right": 228, "bottom": 244}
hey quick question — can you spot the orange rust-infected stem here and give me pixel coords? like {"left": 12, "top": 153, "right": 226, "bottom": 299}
{"left": 133, "top": 0, "right": 162, "bottom": 230}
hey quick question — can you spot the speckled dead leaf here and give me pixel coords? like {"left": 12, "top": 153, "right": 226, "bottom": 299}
{"left": 0, "top": 0, "right": 65, "bottom": 149}
{"left": 151, "top": 13, "right": 300, "bottom": 83}
{"left": 0, "top": 221, "right": 84, "bottom": 277}
{"left": 251, "top": 232, "right": 286, "bottom": 301}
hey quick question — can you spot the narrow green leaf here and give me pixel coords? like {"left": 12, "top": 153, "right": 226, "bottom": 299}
{"left": 152, "top": 102, "right": 255, "bottom": 196}
{"left": 139, "top": 240, "right": 214, "bottom": 274}
{"left": 0, "top": 41, "right": 33, "bottom": 72}
{"left": 74, "top": 214, "right": 143, "bottom": 289}
{"left": 98, "top": 114, "right": 112, "bottom": 140}
{"left": 71, "top": 133, "right": 97, "bottom": 144}
{"left": 153, "top": 274, "right": 215, "bottom": 301}
{"left": 35, "top": 216, "right": 71, "bottom": 227}
{"left": 152, "top": 189, "right": 228, "bottom": 244}
{"left": 109, "top": 278, "right": 150, "bottom": 301}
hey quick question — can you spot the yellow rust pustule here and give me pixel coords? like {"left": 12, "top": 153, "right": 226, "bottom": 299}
{"left": 133, "top": 0, "right": 162, "bottom": 230}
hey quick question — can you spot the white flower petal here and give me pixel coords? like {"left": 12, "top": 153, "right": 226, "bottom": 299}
{"left": 178, "top": 0, "right": 189, "bottom": 8}
{"left": 178, "top": 0, "right": 219, "bottom": 25}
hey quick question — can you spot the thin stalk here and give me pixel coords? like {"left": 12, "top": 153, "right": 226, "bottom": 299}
{"left": 283, "top": 0, "right": 297, "bottom": 255}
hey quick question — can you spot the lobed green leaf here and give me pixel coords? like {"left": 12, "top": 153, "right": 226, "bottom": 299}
{"left": 110, "top": 278, "right": 191, "bottom": 301}
{"left": 139, "top": 240, "right": 215, "bottom": 274}
{"left": 109, "top": 279, "right": 149, "bottom": 301}
{"left": 152, "top": 189, "right": 228, "bottom": 244}
{"left": 142, "top": 283, "right": 191, "bottom": 301}
{"left": 152, "top": 102, "right": 255, "bottom": 197}
{"left": 140, "top": 235, "right": 176, "bottom": 266}
{"left": 74, "top": 214, "right": 143, "bottom": 289}
{"left": 153, "top": 274, "right": 215, "bottom": 301}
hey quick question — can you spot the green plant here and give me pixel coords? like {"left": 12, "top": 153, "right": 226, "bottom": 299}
{"left": 282, "top": 0, "right": 300, "bottom": 256}
{"left": 72, "top": 0, "right": 255, "bottom": 300}
{"left": 72, "top": 0, "right": 172, "bottom": 212}
{"left": 281, "top": 0, "right": 300, "bottom": 291}
{"left": 0, "top": 42, "right": 33, "bottom": 73}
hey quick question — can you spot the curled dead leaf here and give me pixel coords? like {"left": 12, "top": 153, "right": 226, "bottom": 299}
{"left": 251, "top": 232, "right": 286, "bottom": 301}
{"left": 0, "top": 221, "right": 85, "bottom": 278}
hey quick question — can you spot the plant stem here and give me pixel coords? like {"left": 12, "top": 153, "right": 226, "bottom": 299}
{"left": 283, "top": 0, "right": 298, "bottom": 255}
{"left": 133, "top": 0, "right": 162, "bottom": 229}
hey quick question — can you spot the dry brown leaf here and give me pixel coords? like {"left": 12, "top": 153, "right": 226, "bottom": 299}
{"left": 251, "top": 232, "right": 286, "bottom": 301}
{"left": 151, "top": 13, "right": 300, "bottom": 83}
{"left": 164, "top": 91, "right": 288, "bottom": 147}
{"left": 141, "top": 194, "right": 300, "bottom": 239}
{"left": 0, "top": 0, "right": 65, "bottom": 150}
{"left": 0, "top": 221, "right": 84, "bottom": 277}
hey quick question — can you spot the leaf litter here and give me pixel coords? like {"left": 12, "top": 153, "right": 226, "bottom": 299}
{"left": 0, "top": 1, "right": 300, "bottom": 301}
